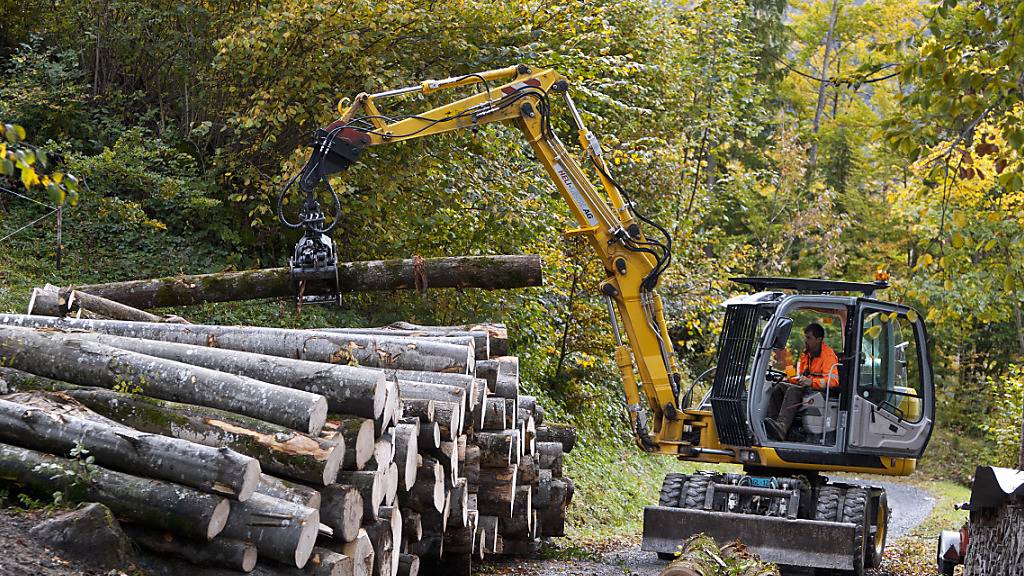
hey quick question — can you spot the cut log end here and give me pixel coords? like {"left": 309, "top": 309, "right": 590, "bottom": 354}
{"left": 208, "top": 499, "right": 232, "bottom": 540}
{"left": 238, "top": 458, "right": 261, "bottom": 502}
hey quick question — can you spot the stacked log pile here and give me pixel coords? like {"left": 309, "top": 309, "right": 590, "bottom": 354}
{"left": 0, "top": 313, "right": 575, "bottom": 576}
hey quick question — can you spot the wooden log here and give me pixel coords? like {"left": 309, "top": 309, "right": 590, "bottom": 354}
{"left": 300, "top": 547, "right": 356, "bottom": 576}
{"left": 397, "top": 553, "right": 419, "bottom": 576}
{"left": 535, "top": 423, "right": 577, "bottom": 454}
{"left": 399, "top": 399, "right": 434, "bottom": 424}
{"left": 473, "top": 360, "right": 499, "bottom": 393}
{"left": 417, "top": 420, "right": 440, "bottom": 451}
{"left": 476, "top": 465, "right": 517, "bottom": 518}
{"left": 387, "top": 322, "right": 509, "bottom": 357}
{"left": 26, "top": 285, "right": 63, "bottom": 317}
{"left": 503, "top": 399, "right": 518, "bottom": 430}
{"left": 537, "top": 442, "right": 563, "bottom": 477}
{"left": 377, "top": 506, "right": 403, "bottom": 576}
{"left": 362, "top": 517, "right": 394, "bottom": 576}
{"left": 448, "top": 478, "right": 469, "bottom": 528}
{"left": 0, "top": 315, "right": 472, "bottom": 374}
{"left": 399, "top": 457, "right": 444, "bottom": 514}
{"left": 497, "top": 537, "right": 540, "bottom": 556}
{"left": 0, "top": 396, "right": 260, "bottom": 501}
{"left": 418, "top": 491, "right": 451, "bottom": 534}
{"left": 222, "top": 493, "right": 319, "bottom": 568}
{"left": 396, "top": 381, "right": 466, "bottom": 432}
{"left": 476, "top": 515, "right": 499, "bottom": 554}
{"left": 259, "top": 474, "right": 322, "bottom": 509}
{"left": 406, "top": 533, "right": 442, "bottom": 561}
{"left": 65, "top": 289, "right": 167, "bottom": 323}
{"left": 0, "top": 326, "right": 328, "bottom": 434}
{"left": 463, "top": 445, "right": 480, "bottom": 493}
{"left": 516, "top": 455, "right": 538, "bottom": 485}
{"left": 537, "top": 478, "right": 569, "bottom": 537}
{"left": 383, "top": 462, "right": 399, "bottom": 506}
{"left": 0, "top": 443, "right": 229, "bottom": 540}
{"left": 335, "top": 471, "right": 384, "bottom": 518}
{"left": 326, "top": 328, "right": 490, "bottom": 361}
{"left": 341, "top": 528, "right": 375, "bottom": 576}
{"left": 425, "top": 440, "right": 459, "bottom": 487}
{"left": 471, "top": 380, "right": 488, "bottom": 431}
{"left": 393, "top": 423, "right": 419, "bottom": 492}
{"left": 520, "top": 416, "right": 536, "bottom": 456}
{"left": 320, "top": 484, "right": 364, "bottom": 542}
{"left": 332, "top": 417, "right": 375, "bottom": 472}
{"left": 369, "top": 432, "right": 395, "bottom": 472}
{"left": 14, "top": 382, "right": 345, "bottom": 485}
{"left": 498, "top": 486, "right": 533, "bottom": 538}
{"left": 518, "top": 396, "right": 540, "bottom": 422}
{"left": 125, "top": 524, "right": 257, "bottom": 572}
{"left": 400, "top": 509, "right": 422, "bottom": 544}
{"left": 71, "top": 255, "right": 542, "bottom": 307}
{"left": 323, "top": 331, "right": 482, "bottom": 361}
{"left": 475, "top": 432, "right": 515, "bottom": 468}
{"left": 71, "top": 331, "right": 388, "bottom": 419}
{"left": 481, "top": 397, "right": 509, "bottom": 428}
{"left": 380, "top": 380, "right": 400, "bottom": 433}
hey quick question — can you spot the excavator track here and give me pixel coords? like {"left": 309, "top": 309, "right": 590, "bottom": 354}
{"left": 642, "top": 471, "right": 889, "bottom": 574}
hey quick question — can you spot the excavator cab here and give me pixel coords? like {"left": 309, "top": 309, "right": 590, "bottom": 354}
{"left": 643, "top": 277, "right": 934, "bottom": 574}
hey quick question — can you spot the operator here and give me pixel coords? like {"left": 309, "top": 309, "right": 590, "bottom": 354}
{"left": 765, "top": 322, "right": 839, "bottom": 440}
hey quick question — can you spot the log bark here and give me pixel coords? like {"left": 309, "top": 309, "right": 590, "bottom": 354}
{"left": 323, "top": 330, "right": 484, "bottom": 361}
{"left": 477, "top": 465, "right": 517, "bottom": 518}
{"left": 260, "top": 474, "right": 322, "bottom": 509}
{"left": 0, "top": 315, "right": 472, "bottom": 374}
{"left": 399, "top": 399, "right": 434, "bottom": 424}
{"left": 19, "top": 383, "right": 344, "bottom": 485}
{"left": 341, "top": 528, "right": 375, "bottom": 576}
{"left": 71, "top": 255, "right": 542, "bottom": 307}
{"left": 377, "top": 506, "right": 403, "bottom": 576}
{"left": 71, "top": 331, "right": 387, "bottom": 419}
{"left": 125, "top": 524, "right": 258, "bottom": 572}
{"left": 0, "top": 396, "right": 260, "bottom": 501}
{"left": 222, "top": 493, "right": 319, "bottom": 568}
{"left": 477, "top": 515, "right": 498, "bottom": 554}
{"left": 519, "top": 396, "right": 544, "bottom": 425}
{"left": 326, "top": 328, "right": 490, "bottom": 361}
{"left": 474, "top": 360, "right": 499, "bottom": 393}
{"left": 516, "top": 455, "right": 538, "bottom": 485}
{"left": 393, "top": 422, "right": 419, "bottom": 492}
{"left": 320, "top": 484, "right": 364, "bottom": 542}
{"left": 388, "top": 322, "right": 509, "bottom": 357}
{"left": 964, "top": 502, "right": 1024, "bottom": 576}
{"left": 397, "top": 553, "right": 419, "bottom": 576}
{"left": 335, "top": 471, "right": 384, "bottom": 518}
{"left": 399, "top": 457, "right": 444, "bottom": 514}
{"left": 401, "top": 508, "right": 422, "bottom": 544}
{"left": 0, "top": 442, "right": 230, "bottom": 540}
{"left": 463, "top": 445, "right": 480, "bottom": 493}
{"left": 537, "top": 442, "right": 563, "bottom": 477}
{"left": 535, "top": 423, "right": 577, "bottom": 454}
{"left": 476, "top": 432, "right": 515, "bottom": 469}
{"left": 331, "top": 417, "right": 375, "bottom": 472}
{"left": 481, "top": 397, "right": 507, "bottom": 430}
{"left": 503, "top": 399, "right": 518, "bottom": 430}
{"left": 26, "top": 285, "right": 64, "bottom": 317}
{"left": 301, "top": 547, "right": 356, "bottom": 576}
{"left": 498, "top": 486, "right": 533, "bottom": 538}
{"left": 362, "top": 517, "right": 394, "bottom": 576}
{"left": 396, "top": 381, "right": 467, "bottom": 426}
{"left": 448, "top": 477, "right": 469, "bottom": 529}
{"left": 0, "top": 326, "right": 328, "bottom": 434}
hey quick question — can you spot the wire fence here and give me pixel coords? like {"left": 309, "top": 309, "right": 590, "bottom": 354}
{"left": 0, "top": 183, "right": 63, "bottom": 268}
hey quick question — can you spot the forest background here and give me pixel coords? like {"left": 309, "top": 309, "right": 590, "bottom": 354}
{"left": 1, "top": 0, "right": 1022, "bottom": 557}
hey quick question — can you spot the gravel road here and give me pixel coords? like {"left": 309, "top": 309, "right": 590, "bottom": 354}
{"left": 484, "top": 478, "right": 935, "bottom": 576}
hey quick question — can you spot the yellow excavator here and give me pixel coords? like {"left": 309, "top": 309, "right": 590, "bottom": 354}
{"left": 280, "top": 64, "right": 935, "bottom": 575}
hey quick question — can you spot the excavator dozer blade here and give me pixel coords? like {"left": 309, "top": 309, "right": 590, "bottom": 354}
{"left": 641, "top": 506, "right": 859, "bottom": 571}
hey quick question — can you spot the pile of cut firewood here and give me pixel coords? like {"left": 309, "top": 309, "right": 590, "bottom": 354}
{"left": 0, "top": 275, "right": 575, "bottom": 576}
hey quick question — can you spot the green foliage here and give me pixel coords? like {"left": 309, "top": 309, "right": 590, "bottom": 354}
{"left": 980, "top": 366, "right": 1024, "bottom": 468}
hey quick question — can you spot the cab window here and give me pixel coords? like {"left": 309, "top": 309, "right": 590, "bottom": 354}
{"left": 858, "top": 310, "right": 924, "bottom": 422}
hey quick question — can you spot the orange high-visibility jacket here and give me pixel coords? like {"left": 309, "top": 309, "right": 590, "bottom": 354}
{"left": 789, "top": 343, "right": 840, "bottom": 390}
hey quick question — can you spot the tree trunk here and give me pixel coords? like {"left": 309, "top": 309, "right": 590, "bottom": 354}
{"left": 72, "top": 331, "right": 387, "bottom": 419}
{"left": 259, "top": 474, "right": 322, "bottom": 509}
{"left": 807, "top": 0, "right": 841, "bottom": 171}
{"left": 26, "top": 286, "right": 64, "bottom": 317}
{"left": 0, "top": 396, "right": 260, "bottom": 501}
{"left": 221, "top": 492, "right": 319, "bottom": 568}
{"left": 0, "top": 442, "right": 230, "bottom": 540}
{"left": 124, "top": 524, "right": 258, "bottom": 572}
{"left": 0, "top": 326, "right": 328, "bottom": 434}
{"left": 320, "top": 484, "right": 364, "bottom": 542}
{"left": 0, "top": 315, "right": 473, "bottom": 374}
{"left": 964, "top": 503, "right": 1024, "bottom": 575}
{"left": 12, "top": 382, "right": 345, "bottom": 485}
{"left": 535, "top": 423, "right": 577, "bottom": 453}
{"left": 65, "top": 289, "right": 169, "bottom": 323}
{"left": 71, "top": 255, "right": 542, "bottom": 307}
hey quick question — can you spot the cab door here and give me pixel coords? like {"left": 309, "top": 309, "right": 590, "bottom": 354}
{"left": 847, "top": 303, "right": 934, "bottom": 457}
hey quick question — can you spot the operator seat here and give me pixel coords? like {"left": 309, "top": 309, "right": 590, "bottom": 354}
{"left": 800, "top": 361, "right": 843, "bottom": 445}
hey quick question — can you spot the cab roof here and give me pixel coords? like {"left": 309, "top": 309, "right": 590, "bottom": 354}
{"left": 731, "top": 277, "right": 888, "bottom": 297}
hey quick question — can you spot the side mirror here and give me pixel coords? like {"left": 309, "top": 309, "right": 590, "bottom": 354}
{"left": 770, "top": 317, "right": 793, "bottom": 350}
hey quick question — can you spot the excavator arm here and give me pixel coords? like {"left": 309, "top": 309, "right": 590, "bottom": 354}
{"left": 290, "top": 64, "right": 686, "bottom": 452}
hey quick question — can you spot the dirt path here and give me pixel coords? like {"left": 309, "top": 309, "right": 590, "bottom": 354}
{"left": 483, "top": 479, "right": 935, "bottom": 576}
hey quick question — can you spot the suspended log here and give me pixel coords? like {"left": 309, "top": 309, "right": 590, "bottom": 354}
{"left": 0, "top": 396, "right": 259, "bottom": 501}
{"left": 475, "top": 432, "right": 515, "bottom": 468}
{"left": 125, "top": 524, "right": 257, "bottom": 572}
{"left": 388, "top": 322, "right": 509, "bottom": 357}
{"left": 17, "top": 383, "right": 345, "bottom": 485}
{"left": 0, "top": 443, "right": 229, "bottom": 540}
{"left": 398, "top": 553, "right": 419, "bottom": 576}
{"left": 320, "top": 484, "right": 364, "bottom": 542}
{"left": 0, "top": 315, "right": 472, "bottom": 374}
{"left": 335, "top": 471, "right": 384, "bottom": 518}
{"left": 535, "top": 423, "right": 577, "bottom": 454}
{"left": 476, "top": 465, "right": 517, "bottom": 518}
{"left": 393, "top": 422, "right": 419, "bottom": 492}
{"left": 221, "top": 493, "right": 319, "bottom": 568}
{"left": 399, "top": 457, "right": 445, "bottom": 514}
{"left": 0, "top": 326, "right": 328, "bottom": 434}
{"left": 71, "top": 255, "right": 541, "bottom": 307}
{"left": 341, "top": 528, "right": 375, "bottom": 576}
{"left": 71, "top": 331, "right": 387, "bottom": 419}
{"left": 260, "top": 474, "right": 322, "bottom": 509}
